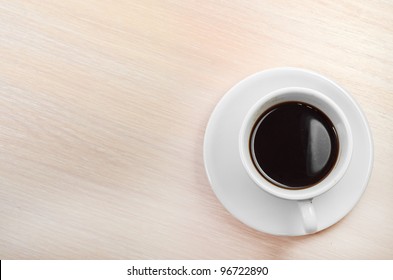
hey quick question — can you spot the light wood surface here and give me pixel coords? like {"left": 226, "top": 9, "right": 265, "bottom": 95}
{"left": 1, "top": 0, "right": 392, "bottom": 259}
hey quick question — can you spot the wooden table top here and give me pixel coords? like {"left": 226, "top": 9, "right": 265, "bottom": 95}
{"left": 1, "top": 0, "right": 392, "bottom": 259}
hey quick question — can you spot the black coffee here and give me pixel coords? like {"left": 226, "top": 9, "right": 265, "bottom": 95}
{"left": 250, "top": 102, "right": 339, "bottom": 189}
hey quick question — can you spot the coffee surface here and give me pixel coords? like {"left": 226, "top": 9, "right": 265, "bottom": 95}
{"left": 251, "top": 102, "right": 339, "bottom": 189}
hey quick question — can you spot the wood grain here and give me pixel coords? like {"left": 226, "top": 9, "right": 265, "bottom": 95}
{"left": 0, "top": 0, "right": 392, "bottom": 259}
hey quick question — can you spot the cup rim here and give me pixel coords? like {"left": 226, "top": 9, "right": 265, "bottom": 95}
{"left": 239, "top": 87, "right": 353, "bottom": 201}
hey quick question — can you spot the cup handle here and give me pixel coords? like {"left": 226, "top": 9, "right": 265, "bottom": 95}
{"left": 297, "top": 199, "right": 317, "bottom": 234}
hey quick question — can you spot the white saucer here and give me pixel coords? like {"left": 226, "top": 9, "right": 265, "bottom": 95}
{"left": 204, "top": 68, "right": 373, "bottom": 236}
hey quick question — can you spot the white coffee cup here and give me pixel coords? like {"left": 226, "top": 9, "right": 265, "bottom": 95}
{"left": 239, "top": 87, "right": 353, "bottom": 234}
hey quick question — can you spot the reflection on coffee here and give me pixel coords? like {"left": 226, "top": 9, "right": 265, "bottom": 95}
{"left": 250, "top": 102, "right": 339, "bottom": 189}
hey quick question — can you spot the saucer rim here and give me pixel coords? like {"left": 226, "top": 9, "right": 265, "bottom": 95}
{"left": 203, "top": 67, "right": 373, "bottom": 236}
